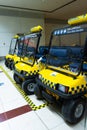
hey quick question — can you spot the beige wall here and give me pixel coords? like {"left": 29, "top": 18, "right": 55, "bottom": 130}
{"left": 45, "top": 23, "right": 66, "bottom": 45}
{"left": 45, "top": 22, "right": 86, "bottom": 46}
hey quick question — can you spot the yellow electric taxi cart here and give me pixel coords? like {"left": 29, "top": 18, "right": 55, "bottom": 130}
{"left": 13, "top": 26, "right": 46, "bottom": 95}
{"left": 10, "top": 33, "right": 30, "bottom": 70}
{"left": 34, "top": 14, "right": 87, "bottom": 124}
{"left": 5, "top": 33, "right": 24, "bottom": 70}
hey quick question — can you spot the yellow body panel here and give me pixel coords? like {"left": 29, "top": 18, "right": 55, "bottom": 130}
{"left": 13, "top": 56, "right": 21, "bottom": 63}
{"left": 13, "top": 56, "right": 30, "bottom": 64}
{"left": 6, "top": 54, "right": 22, "bottom": 64}
{"left": 6, "top": 54, "right": 17, "bottom": 60}
{"left": 14, "top": 56, "right": 34, "bottom": 64}
{"left": 15, "top": 61, "right": 45, "bottom": 75}
{"left": 15, "top": 62, "right": 38, "bottom": 71}
{"left": 6, "top": 54, "right": 14, "bottom": 59}
{"left": 15, "top": 62, "right": 40, "bottom": 73}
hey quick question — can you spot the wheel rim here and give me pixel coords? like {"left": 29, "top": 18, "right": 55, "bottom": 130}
{"left": 27, "top": 83, "right": 35, "bottom": 92}
{"left": 74, "top": 104, "right": 84, "bottom": 118}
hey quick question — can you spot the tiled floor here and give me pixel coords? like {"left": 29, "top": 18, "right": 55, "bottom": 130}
{"left": 0, "top": 60, "right": 87, "bottom": 130}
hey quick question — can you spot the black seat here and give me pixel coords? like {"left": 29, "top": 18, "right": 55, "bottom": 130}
{"left": 69, "top": 37, "right": 87, "bottom": 72}
{"left": 47, "top": 48, "right": 71, "bottom": 67}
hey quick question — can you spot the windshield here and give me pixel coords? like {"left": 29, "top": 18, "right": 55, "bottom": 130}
{"left": 17, "top": 37, "right": 25, "bottom": 57}
{"left": 20, "top": 32, "right": 41, "bottom": 66}
{"left": 9, "top": 38, "right": 18, "bottom": 55}
{"left": 47, "top": 24, "right": 87, "bottom": 77}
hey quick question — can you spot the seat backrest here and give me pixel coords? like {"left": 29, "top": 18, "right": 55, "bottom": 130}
{"left": 70, "top": 47, "right": 83, "bottom": 59}
{"left": 49, "top": 48, "right": 70, "bottom": 58}
{"left": 38, "top": 46, "right": 49, "bottom": 55}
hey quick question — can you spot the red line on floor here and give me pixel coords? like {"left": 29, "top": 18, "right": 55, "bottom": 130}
{"left": 0, "top": 105, "right": 32, "bottom": 122}
{"left": 0, "top": 113, "right": 7, "bottom": 122}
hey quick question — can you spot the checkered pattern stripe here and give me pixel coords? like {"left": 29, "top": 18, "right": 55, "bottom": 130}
{"left": 41, "top": 76, "right": 87, "bottom": 95}
{"left": 42, "top": 77, "right": 56, "bottom": 90}
{"left": 28, "top": 70, "right": 39, "bottom": 75}
{"left": 15, "top": 83, "right": 49, "bottom": 111}
{"left": 24, "top": 96, "right": 48, "bottom": 110}
{"left": 15, "top": 68, "right": 39, "bottom": 76}
{"left": 69, "top": 84, "right": 87, "bottom": 94}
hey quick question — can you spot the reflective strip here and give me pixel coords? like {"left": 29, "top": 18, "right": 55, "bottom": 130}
{"left": 42, "top": 77, "right": 56, "bottom": 89}
{"left": 68, "top": 84, "right": 87, "bottom": 94}
{"left": 28, "top": 70, "right": 39, "bottom": 76}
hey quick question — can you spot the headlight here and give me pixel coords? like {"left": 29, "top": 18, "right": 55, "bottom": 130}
{"left": 39, "top": 74, "right": 42, "bottom": 79}
{"left": 58, "top": 84, "right": 69, "bottom": 93}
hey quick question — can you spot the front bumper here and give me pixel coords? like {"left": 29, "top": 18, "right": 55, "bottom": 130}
{"left": 36, "top": 78, "right": 87, "bottom": 99}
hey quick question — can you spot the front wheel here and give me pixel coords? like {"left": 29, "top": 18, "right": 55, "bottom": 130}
{"left": 34, "top": 84, "right": 43, "bottom": 99}
{"left": 61, "top": 98, "right": 85, "bottom": 124}
{"left": 22, "top": 79, "right": 36, "bottom": 95}
{"left": 13, "top": 73, "right": 23, "bottom": 84}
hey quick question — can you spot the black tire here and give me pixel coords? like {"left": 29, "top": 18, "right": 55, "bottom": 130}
{"left": 9, "top": 62, "right": 14, "bottom": 70}
{"left": 34, "top": 85, "right": 43, "bottom": 99}
{"left": 61, "top": 98, "right": 85, "bottom": 124}
{"left": 13, "top": 73, "right": 23, "bottom": 84}
{"left": 5, "top": 59, "right": 9, "bottom": 67}
{"left": 22, "top": 79, "right": 36, "bottom": 95}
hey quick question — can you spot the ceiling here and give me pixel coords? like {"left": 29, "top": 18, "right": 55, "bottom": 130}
{"left": 0, "top": 0, "right": 87, "bottom": 20}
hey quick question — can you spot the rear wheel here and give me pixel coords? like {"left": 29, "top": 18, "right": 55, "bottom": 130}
{"left": 61, "top": 98, "right": 85, "bottom": 124}
{"left": 22, "top": 79, "right": 36, "bottom": 95}
{"left": 13, "top": 73, "right": 23, "bottom": 84}
{"left": 5, "top": 59, "right": 9, "bottom": 67}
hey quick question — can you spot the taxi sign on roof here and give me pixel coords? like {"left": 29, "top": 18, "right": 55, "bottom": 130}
{"left": 68, "top": 14, "right": 87, "bottom": 25}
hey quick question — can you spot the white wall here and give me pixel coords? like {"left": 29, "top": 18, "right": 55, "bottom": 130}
{"left": 0, "top": 15, "right": 45, "bottom": 56}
